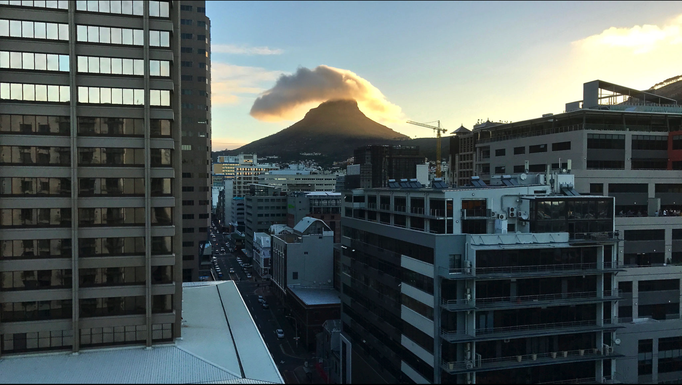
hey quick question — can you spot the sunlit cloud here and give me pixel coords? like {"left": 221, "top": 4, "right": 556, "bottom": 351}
{"left": 573, "top": 14, "right": 682, "bottom": 54}
{"left": 211, "top": 62, "right": 284, "bottom": 105}
{"left": 249, "top": 65, "right": 405, "bottom": 124}
{"left": 213, "top": 44, "right": 284, "bottom": 55}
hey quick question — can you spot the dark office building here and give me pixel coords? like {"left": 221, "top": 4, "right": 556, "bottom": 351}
{"left": 351, "top": 145, "right": 424, "bottom": 188}
{"left": 179, "top": 1, "right": 211, "bottom": 282}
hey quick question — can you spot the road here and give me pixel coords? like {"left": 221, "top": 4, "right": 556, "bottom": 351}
{"left": 208, "top": 223, "right": 316, "bottom": 384}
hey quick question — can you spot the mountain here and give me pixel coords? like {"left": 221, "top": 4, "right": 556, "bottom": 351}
{"left": 215, "top": 99, "right": 412, "bottom": 165}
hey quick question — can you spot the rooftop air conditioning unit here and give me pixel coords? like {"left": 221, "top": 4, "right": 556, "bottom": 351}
{"left": 508, "top": 207, "right": 516, "bottom": 218}
{"left": 497, "top": 213, "right": 506, "bottom": 220}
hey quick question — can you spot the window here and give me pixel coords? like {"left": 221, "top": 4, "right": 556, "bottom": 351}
{"left": 181, "top": 61, "right": 192, "bottom": 67}
{"left": 198, "top": 76, "right": 207, "bottom": 83}
{"left": 552, "top": 141, "right": 571, "bottom": 151}
{"left": 587, "top": 134, "right": 625, "bottom": 149}
{"left": 292, "top": 272, "right": 298, "bottom": 279}
{"left": 181, "top": 33, "right": 193, "bottom": 40}
{"left": 609, "top": 183, "right": 647, "bottom": 193}
{"left": 494, "top": 166, "right": 505, "bottom": 174}
{"left": 587, "top": 160, "right": 624, "bottom": 170}
{"left": 514, "top": 146, "right": 525, "bottom": 155}
{"left": 590, "top": 183, "right": 603, "bottom": 194}
{"left": 198, "top": 48, "right": 208, "bottom": 56}
{"left": 182, "top": 227, "right": 194, "bottom": 233}
{"left": 197, "top": 7, "right": 205, "bottom": 13}
{"left": 180, "top": 19, "right": 192, "bottom": 25}
{"left": 624, "top": 229, "right": 665, "bottom": 241}
{"left": 182, "top": 200, "right": 194, "bottom": 206}
{"left": 513, "top": 165, "right": 525, "bottom": 173}
{"left": 1, "top": 82, "right": 70, "bottom": 103}
{"left": 197, "top": 35, "right": 206, "bottom": 42}
{"left": 632, "top": 135, "right": 667, "bottom": 150}
{"left": 495, "top": 148, "right": 505, "bottom": 156}
{"left": 0, "top": 19, "right": 69, "bottom": 40}
{"left": 181, "top": 75, "right": 192, "bottom": 81}
{"left": 180, "top": 5, "right": 192, "bottom": 11}
{"left": 181, "top": 47, "right": 192, "bottom": 53}
{"left": 182, "top": 172, "right": 192, "bottom": 178}
{"left": 529, "top": 144, "right": 547, "bottom": 153}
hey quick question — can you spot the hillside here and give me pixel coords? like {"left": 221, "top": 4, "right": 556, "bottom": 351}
{"left": 215, "top": 99, "right": 413, "bottom": 165}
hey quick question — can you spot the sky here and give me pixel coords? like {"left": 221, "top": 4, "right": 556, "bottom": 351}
{"left": 206, "top": 1, "right": 682, "bottom": 151}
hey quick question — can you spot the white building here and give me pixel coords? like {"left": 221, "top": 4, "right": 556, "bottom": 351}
{"left": 252, "top": 232, "right": 271, "bottom": 278}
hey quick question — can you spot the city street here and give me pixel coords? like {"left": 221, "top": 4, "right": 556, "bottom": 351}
{"left": 209, "top": 224, "right": 323, "bottom": 384}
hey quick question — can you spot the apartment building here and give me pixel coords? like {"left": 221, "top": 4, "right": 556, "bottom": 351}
{"left": 449, "top": 80, "right": 682, "bottom": 383}
{"left": 0, "top": 0, "right": 181, "bottom": 354}
{"left": 179, "top": 0, "right": 211, "bottom": 282}
{"left": 339, "top": 173, "right": 621, "bottom": 384}
{"left": 243, "top": 184, "right": 287, "bottom": 260}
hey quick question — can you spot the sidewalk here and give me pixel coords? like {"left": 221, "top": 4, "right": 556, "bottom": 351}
{"left": 294, "top": 364, "right": 328, "bottom": 384}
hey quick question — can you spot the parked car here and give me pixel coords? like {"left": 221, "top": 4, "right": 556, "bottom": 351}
{"left": 257, "top": 295, "right": 264, "bottom": 303}
{"left": 246, "top": 273, "right": 252, "bottom": 279}
{"left": 276, "top": 329, "right": 284, "bottom": 339}
{"left": 262, "top": 302, "right": 269, "bottom": 309}
{"left": 229, "top": 268, "right": 235, "bottom": 274}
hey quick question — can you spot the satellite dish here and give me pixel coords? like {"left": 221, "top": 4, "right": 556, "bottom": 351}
{"left": 520, "top": 173, "right": 527, "bottom": 180}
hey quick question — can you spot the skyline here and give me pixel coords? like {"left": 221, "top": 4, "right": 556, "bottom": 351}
{"left": 207, "top": 2, "right": 682, "bottom": 151}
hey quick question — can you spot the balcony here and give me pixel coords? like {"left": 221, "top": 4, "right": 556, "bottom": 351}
{"left": 438, "top": 265, "right": 475, "bottom": 280}
{"left": 475, "top": 262, "right": 614, "bottom": 279}
{"left": 441, "top": 347, "right": 620, "bottom": 375}
{"left": 475, "top": 319, "right": 621, "bottom": 340}
{"left": 441, "top": 298, "right": 476, "bottom": 312}
{"left": 476, "top": 290, "right": 620, "bottom": 310}
{"left": 441, "top": 328, "right": 475, "bottom": 343}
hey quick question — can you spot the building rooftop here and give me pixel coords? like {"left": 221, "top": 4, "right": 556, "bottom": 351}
{"left": 288, "top": 285, "right": 341, "bottom": 306}
{"left": 0, "top": 281, "right": 283, "bottom": 384}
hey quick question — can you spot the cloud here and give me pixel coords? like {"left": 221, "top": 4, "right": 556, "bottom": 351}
{"left": 213, "top": 44, "right": 284, "bottom": 55}
{"left": 249, "top": 65, "right": 405, "bottom": 123}
{"left": 211, "top": 62, "right": 283, "bottom": 105}
{"left": 573, "top": 14, "right": 682, "bottom": 54}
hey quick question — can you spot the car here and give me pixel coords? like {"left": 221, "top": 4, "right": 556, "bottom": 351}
{"left": 262, "top": 302, "right": 269, "bottom": 309}
{"left": 229, "top": 268, "right": 235, "bottom": 274}
{"left": 218, "top": 272, "right": 223, "bottom": 279}
{"left": 257, "top": 295, "right": 264, "bottom": 303}
{"left": 276, "top": 329, "right": 284, "bottom": 339}
{"left": 246, "top": 273, "right": 252, "bottom": 279}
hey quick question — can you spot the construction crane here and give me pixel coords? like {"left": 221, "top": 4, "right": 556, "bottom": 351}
{"left": 406, "top": 120, "right": 447, "bottom": 178}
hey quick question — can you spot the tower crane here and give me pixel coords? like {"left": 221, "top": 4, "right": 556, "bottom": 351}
{"left": 406, "top": 120, "right": 447, "bottom": 178}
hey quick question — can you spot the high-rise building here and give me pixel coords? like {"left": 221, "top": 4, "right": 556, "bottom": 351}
{"left": 179, "top": 1, "right": 211, "bottom": 282}
{"left": 348, "top": 145, "right": 425, "bottom": 189}
{"left": 339, "top": 174, "right": 620, "bottom": 384}
{"left": 0, "top": 0, "right": 182, "bottom": 354}
{"left": 449, "top": 80, "right": 682, "bottom": 384}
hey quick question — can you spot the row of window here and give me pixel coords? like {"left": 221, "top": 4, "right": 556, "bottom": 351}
{"left": 180, "top": 61, "right": 208, "bottom": 70}
{"left": 78, "top": 147, "right": 172, "bottom": 166}
{"left": 0, "top": 19, "right": 68, "bottom": 40}
{"left": 1, "top": 238, "right": 71, "bottom": 259}
{"left": 587, "top": 134, "right": 626, "bottom": 150}
{"left": 180, "top": 4, "right": 206, "bottom": 13}
{"left": 79, "top": 178, "right": 172, "bottom": 196}
{"left": 0, "top": 324, "right": 172, "bottom": 353}
{"left": 0, "top": 146, "right": 70, "bottom": 165}
{"left": 180, "top": 33, "right": 208, "bottom": 42}
{"left": 0, "top": 0, "right": 68, "bottom": 9}
{"left": 76, "top": 25, "right": 170, "bottom": 47}
{"left": 0, "top": 115, "right": 172, "bottom": 137}
{"left": 1, "top": 83, "right": 70, "bottom": 102}
{"left": 77, "top": 87, "right": 170, "bottom": 106}
{"left": 77, "top": 56, "right": 170, "bottom": 77}
{"left": 0, "top": 236, "right": 173, "bottom": 259}
{"left": 1, "top": 267, "right": 169, "bottom": 291}
{"left": 0, "top": 208, "right": 71, "bottom": 227}
{"left": 75, "top": 0, "right": 169, "bottom": 17}
{"left": 78, "top": 117, "right": 172, "bottom": 137}
{"left": 0, "top": 115, "right": 68, "bottom": 134}
{"left": 77, "top": 207, "right": 172, "bottom": 226}
{"left": 495, "top": 142, "right": 571, "bottom": 157}
{"left": 0, "top": 177, "right": 70, "bottom": 196}
{"left": 0, "top": 295, "right": 172, "bottom": 322}
{"left": 180, "top": 75, "right": 209, "bottom": 83}
{"left": 0, "top": 51, "right": 69, "bottom": 72}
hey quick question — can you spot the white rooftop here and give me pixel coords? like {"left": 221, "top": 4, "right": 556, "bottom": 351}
{"left": 288, "top": 285, "right": 341, "bottom": 306}
{"left": 0, "top": 281, "right": 283, "bottom": 384}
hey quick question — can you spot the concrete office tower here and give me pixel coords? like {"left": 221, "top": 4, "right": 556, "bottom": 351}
{"left": 179, "top": 1, "right": 211, "bottom": 282}
{"left": 449, "top": 80, "right": 682, "bottom": 384}
{"left": 339, "top": 174, "right": 620, "bottom": 384}
{"left": 0, "top": 0, "right": 182, "bottom": 354}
